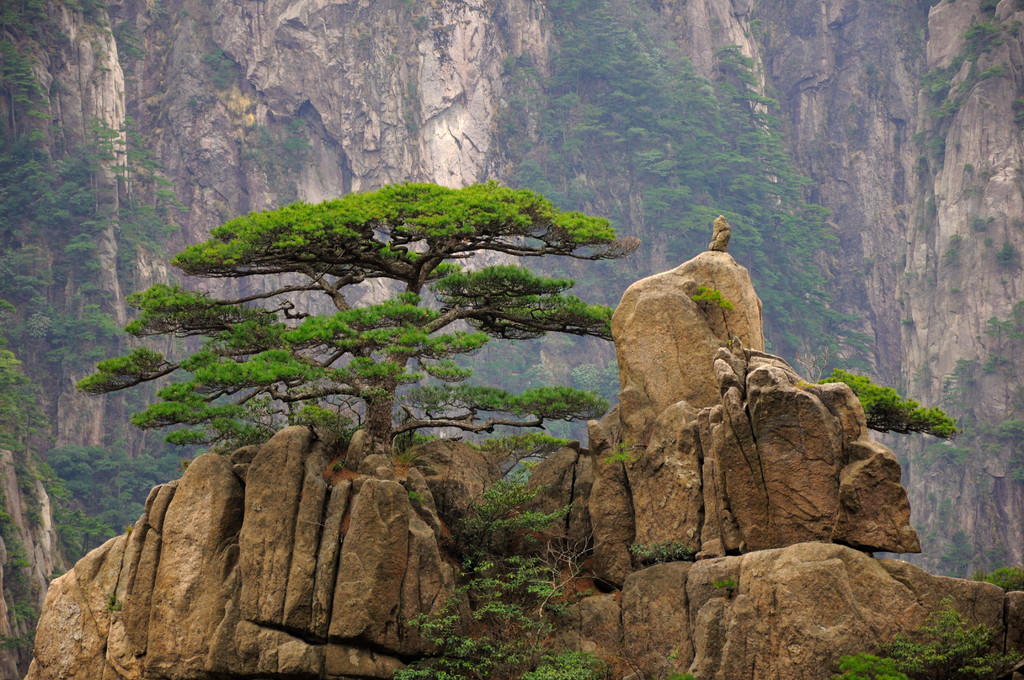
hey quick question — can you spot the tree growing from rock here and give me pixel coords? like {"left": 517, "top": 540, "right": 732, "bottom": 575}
{"left": 79, "top": 182, "right": 637, "bottom": 447}
{"left": 821, "top": 369, "right": 959, "bottom": 439}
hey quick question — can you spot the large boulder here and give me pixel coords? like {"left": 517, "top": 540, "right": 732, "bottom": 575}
{"left": 612, "top": 248, "right": 764, "bottom": 446}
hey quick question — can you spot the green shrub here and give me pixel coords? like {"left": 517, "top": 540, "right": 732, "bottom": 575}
{"left": 397, "top": 478, "right": 584, "bottom": 679}
{"left": 973, "top": 566, "right": 1024, "bottom": 591}
{"left": 629, "top": 541, "right": 695, "bottom": 566}
{"left": 833, "top": 654, "right": 909, "bottom": 680}
{"left": 691, "top": 286, "right": 734, "bottom": 310}
{"left": 521, "top": 651, "right": 605, "bottom": 679}
{"left": 880, "top": 602, "right": 1018, "bottom": 679}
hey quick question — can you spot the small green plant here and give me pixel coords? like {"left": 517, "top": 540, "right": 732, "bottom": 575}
{"left": 106, "top": 593, "right": 122, "bottom": 611}
{"left": 833, "top": 654, "right": 908, "bottom": 679}
{"left": 603, "top": 441, "right": 637, "bottom": 465}
{"left": 629, "top": 541, "right": 696, "bottom": 566}
{"left": 996, "top": 241, "right": 1019, "bottom": 268}
{"left": 692, "top": 286, "right": 734, "bottom": 310}
{"left": 407, "top": 490, "right": 424, "bottom": 504}
{"left": 201, "top": 49, "right": 238, "bottom": 90}
{"left": 521, "top": 651, "right": 606, "bottom": 679}
{"left": 712, "top": 577, "right": 738, "bottom": 590}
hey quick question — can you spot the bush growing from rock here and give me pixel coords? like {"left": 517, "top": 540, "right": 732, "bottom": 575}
{"left": 628, "top": 541, "right": 696, "bottom": 566}
{"left": 835, "top": 601, "right": 1019, "bottom": 680}
{"left": 398, "top": 476, "right": 591, "bottom": 680}
{"left": 972, "top": 566, "right": 1024, "bottom": 592}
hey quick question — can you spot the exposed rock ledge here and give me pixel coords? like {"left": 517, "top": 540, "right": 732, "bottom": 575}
{"left": 23, "top": 427, "right": 1024, "bottom": 679}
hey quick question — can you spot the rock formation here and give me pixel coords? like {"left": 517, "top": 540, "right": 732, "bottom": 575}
{"left": 5, "top": 0, "right": 1023, "bottom": 586}
{"left": 24, "top": 240, "right": 1024, "bottom": 680}
{"left": 708, "top": 215, "right": 731, "bottom": 252}
{"left": 25, "top": 428, "right": 459, "bottom": 680}
{"left": 0, "top": 450, "right": 64, "bottom": 677}
{"left": 591, "top": 239, "right": 919, "bottom": 587}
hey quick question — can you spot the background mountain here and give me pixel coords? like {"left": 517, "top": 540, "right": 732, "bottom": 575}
{"left": 1, "top": 0, "right": 1023, "bottom": 669}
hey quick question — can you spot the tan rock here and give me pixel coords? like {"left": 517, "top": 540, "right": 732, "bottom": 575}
{"left": 833, "top": 438, "right": 920, "bottom": 553}
{"left": 239, "top": 426, "right": 315, "bottom": 626}
{"left": 612, "top": 268, "right": 721, "bottom": 446}
{"left": 807, "top": 380, "right": 868, "bottom": 447}
{"left": 405, "top": 466, "right": 444, "bottom": 538}
{"left": 400, "top": 515, "right": 456, "bottom": 654}
{"left": 344, "top": 428, "right": 375, "bottom": 471}
{"left": 324, "top": 642, "right": 405, "bottom": 678}
{"left": 311, "top": 480, "right": 351, "bottom": 638}
{"left": 746, "top": 365, "right": 843, "bottom": 547}
{"left": 688, "top": 544, "right": 943, "bottom": 679}
{"left": 622, "top": 562, "right": 693, "bottom": 676}
{"left": 410, "top": 438, "right": 501, "bottom": 525}
{"left": 330, "top": 479, "right": 409, "bottom": 646}
{"left": 26, "top": 536, "right": 126, "bottom": 680}
{"left": 878, "top": 558, "right": 1006, "bottom": 632}
{"left": 709, "top": 215, "right": 731, "bottom": 252}
{"left": 552, "top": 594, "right": 623, "bottom": 669}
{"left": 283, "top": 442, "right": 332, "bottom": 630}
{"left": 587, "top": 410, "right": 635, "bottom": 587}
{"left": 710, "top": 388, "right": 768, "bottom": 552}
{"left": 525, "top": 444, "right": 593, "bottom": 548}
{"left": 143, "top": 452, "right": 244, "bottom": 677}
{"left": 107, "top": 481, "right": 178, "bottom": 676}
{"left": 629, "top": 402, "right": 703, "bottom": 553}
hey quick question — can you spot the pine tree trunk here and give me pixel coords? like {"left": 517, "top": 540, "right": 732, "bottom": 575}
{"left": 364, "top": 396, "right": 394, "bottom": 449}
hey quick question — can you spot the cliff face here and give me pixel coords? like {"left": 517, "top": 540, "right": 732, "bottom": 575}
{"left": 113, "top": 0, "right": 1024, "bottom": 573}
{"left": 3, "top": 0, "right": 1024, "bottom": 582}
{"left": 0, "top": 451, "right": 63, "bottom": 677}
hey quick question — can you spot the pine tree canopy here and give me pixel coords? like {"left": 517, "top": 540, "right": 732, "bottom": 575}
{"left": 79, "top": 182, "right": 638, "bottom": 447}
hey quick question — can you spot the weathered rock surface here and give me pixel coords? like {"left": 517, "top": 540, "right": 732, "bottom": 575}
{"left": 0, "top": 450, "right": 65, "bottom": 677}
{"left": 612, "top": 248, "right": 764, "bottom": 446}
{"left": 25, "top": 427, "right": 454, "bottom": 680}
{"left": 591, "top": 245, "right": 919, "bottom": 586}
{"left": 581, "top": 542, "right": 1023, "bottom": 680}
{"left": 524, "top": 443, "right": 593, "bottom": 549}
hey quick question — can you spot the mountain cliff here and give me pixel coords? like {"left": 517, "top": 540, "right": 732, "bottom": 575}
{"left": 2, "top": 0, "right": 1024, "bottom": 668}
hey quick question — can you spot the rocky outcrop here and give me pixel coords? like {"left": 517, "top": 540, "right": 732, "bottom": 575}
{"left": 612, "top": 239, "right": 764, "bottom": 446}
{"left": 0, "top": 450, "right": 64, "bottom": 677}
{"left": 619, "top": 542, "right": 1018, "bottom": 680}
{"left": 591, "top": 242, "right": 919, "bottom": 586}
{"left": 550, "top": 542, "right": 1024, "bottom": 679}
{"left": 25, "top": 427, "right": 456, "bottom": 680}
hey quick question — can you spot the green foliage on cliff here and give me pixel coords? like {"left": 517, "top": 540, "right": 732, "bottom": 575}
{"left": 0, "top": 304, "right": 47, "bottom": 455}
{"left": 80, "top": 183, "right": 633, "bottom": 446}
{"left": 398, "top": 475, "right": 598, "bottom": 680}
{"left": 972, "top": 565, "right": 1024, "bottom": 592}
{"left": 835, "top": 602, "right": 1019, "bottom": 680}
{"left": 499, "top": 0, "right": 857, "bottom": 360}
{"left": 822, "top": 369, "right": 959, "bottom": 438}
